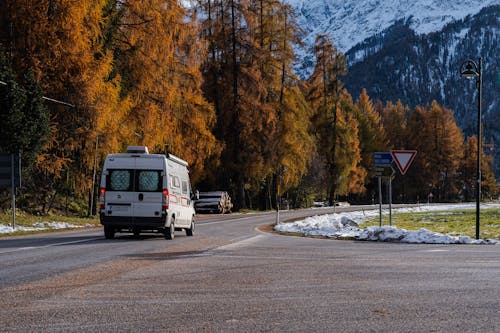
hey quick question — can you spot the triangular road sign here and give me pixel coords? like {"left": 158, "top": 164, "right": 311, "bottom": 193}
{"left": 391, "top": 150, "right": 417, "bottom": 175}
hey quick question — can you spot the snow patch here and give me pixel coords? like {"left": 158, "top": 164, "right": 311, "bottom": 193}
{"left": 275, "top": 203, "right": 500, "bottom": 244}
{"left": 0, "top": 221, "right": 91, "bottom": 234}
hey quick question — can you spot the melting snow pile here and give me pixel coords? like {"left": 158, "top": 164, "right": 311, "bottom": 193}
{"left": 358, "top": 226, "right": 497, "bottom": 244}
{"left": 275, "top": 204, "right": 499, "bottom": 244}
{"left": 0, "top": 222, "right": 91, "bottom": 234}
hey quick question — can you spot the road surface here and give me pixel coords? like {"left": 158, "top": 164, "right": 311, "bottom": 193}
{"left": 1, "top": 206, "right": 499, "bottom": 332}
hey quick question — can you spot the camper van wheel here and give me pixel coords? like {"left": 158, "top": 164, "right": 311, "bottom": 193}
{"left": 104, "top": 226, "right": 115, "bottom": 239}
{"left": 165, "top": 220, "right": 175, "bottom": 240}
{"left": 186, "top": 216, "right": 195, "bottom": 236}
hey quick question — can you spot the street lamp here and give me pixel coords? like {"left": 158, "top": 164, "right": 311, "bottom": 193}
{"left": 460, "top": 58, "right": 482, "bottom": 240}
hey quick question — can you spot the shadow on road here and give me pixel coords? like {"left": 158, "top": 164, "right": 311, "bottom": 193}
{"left": 125, "top": 250, "right": 207, "bottom": 261}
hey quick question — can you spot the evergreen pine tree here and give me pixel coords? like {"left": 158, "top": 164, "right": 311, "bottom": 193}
{"left": 0, "top": 48, "right": 49, "bottom": 166}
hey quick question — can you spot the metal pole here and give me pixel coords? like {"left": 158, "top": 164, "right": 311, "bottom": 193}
{"left": 89, "top": 135, "right": 99, "bottom": 216}
{"left": 11, "top": 153, "right": 16, "bottom": 229}
{"left": 389, "top": 176, "right": 392, "bottom": 226}
{"left": 476, "top": 57, "right": 482, "bottom": 240}
{"left": 378, "top": 176, "right": 382, "bottom": 227}
{"left": 275, "top": 172, "right": 280, "bottom": 225}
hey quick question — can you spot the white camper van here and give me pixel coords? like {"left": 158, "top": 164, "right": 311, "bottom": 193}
{"left": 99, "top": 146, "right": 196, "bottom": 239}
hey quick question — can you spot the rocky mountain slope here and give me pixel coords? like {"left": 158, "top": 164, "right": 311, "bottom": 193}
{"left": 288, "top": 1, "right": 500, "bottom": 174}
{"left": 290, "top": 0, "right": 498, "bottom": 76}
{"left": 344, "top": 6, "right": 500, "bottom": 173}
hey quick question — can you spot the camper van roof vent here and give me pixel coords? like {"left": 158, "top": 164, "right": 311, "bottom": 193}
{"left": 127, "top": 146, "right": 149, "bottom": 154}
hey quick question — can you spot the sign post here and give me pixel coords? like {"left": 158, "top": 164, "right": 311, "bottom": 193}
{"left": 388, "top": 176, "right": 392, "bottom": 226}
{"left": 11, "top": 154, "right": 15, "bottom": 229}
{"left": 374, "top": 152, "right": 394, "bottom": 226}
{"left": 378, "top": 177, "right": 382, "bottom": 227}
{"left": 374, "top": 151, "right": 416, "bottom": 227}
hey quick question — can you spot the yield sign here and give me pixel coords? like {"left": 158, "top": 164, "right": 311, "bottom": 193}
{"left": 391, "top": 150, "right": 417, "bottom": 175}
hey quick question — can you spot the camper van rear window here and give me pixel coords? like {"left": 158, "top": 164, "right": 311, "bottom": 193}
{"left": 107, "top": 169, "right": 162, "bottom": 192}
{"left": 108, "top": 170, "right": 132, "bottom": 191}
{"left": 137, "top": 170, "right": 162, "bottom": 192}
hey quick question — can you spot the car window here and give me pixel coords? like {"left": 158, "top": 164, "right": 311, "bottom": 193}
{"left": 182, "top": 180, "right": 188, "bottom": 195}
{"left": 137, "top": 170, "right": 162, "bottom": 192}
{"left": 108, "top": 170, "right": 132, "bottom": 191}
{"left": 170, "top": 175, "right": 180, "bottom": 188}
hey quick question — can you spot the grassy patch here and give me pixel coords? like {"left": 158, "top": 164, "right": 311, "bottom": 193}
{"left": 364, "top": 208, "right": 500, "bottom": 240}
{"left": 0, "top": 210, "right": 100, "bottom": 237}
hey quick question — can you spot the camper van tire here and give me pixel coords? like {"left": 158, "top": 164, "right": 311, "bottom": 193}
{"left": 104, "top": 226, "right": 115, "bottom": 239}
{"left": 186, "top": 216, "right": 195, "bottom": 236}
{"left": 165, "top": 219, "right": 175, "bottom": 240}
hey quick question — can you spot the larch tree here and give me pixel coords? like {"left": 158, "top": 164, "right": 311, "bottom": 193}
{"left": 306, "top": 35, "right": 364, "bottom": 203}
{"left": 354, "top": 88, "right": 388, "bottom": 193}
{"left": 459, "top": 135, "right": 497, "bottom": 201}
{"left": 198, "top": 0, "right": 257, "bottom": 208}
{"left": 380, "top": 100, "right": 410, "bottom": 150}
{"left": 337, "top": 90, "right": 366, "bottom": 196}
{"left": 406, "top": 101, "right": 464, "bottom": 201}
{"left": 199, "top": 0, "right": 310, "bottom": 209}
{"left": 246, "top": 0, "right": 313, "bottom": 207}
{"left": 112, "top": 0, "right": 219, "bottom": 183}
{"left": 271, "top": 4, "right": 314, "bottom": 194}
{"left": 3, "top": 0, "right": 126, "bottom": 211}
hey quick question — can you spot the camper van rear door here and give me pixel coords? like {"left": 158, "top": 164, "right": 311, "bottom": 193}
{"left": 134, "top": 169, "right": 163, "bottom": 219}
{"left": 105, "top": 169, "right": 134, "bottom": 216}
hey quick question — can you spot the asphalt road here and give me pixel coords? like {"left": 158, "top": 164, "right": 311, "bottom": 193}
{"left": 1, "top": 206, "right": 499, "bottom": 332}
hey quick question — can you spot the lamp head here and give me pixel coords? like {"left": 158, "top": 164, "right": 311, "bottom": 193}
{"left": 460, "top": 60, "right": 479, "bottom": 79}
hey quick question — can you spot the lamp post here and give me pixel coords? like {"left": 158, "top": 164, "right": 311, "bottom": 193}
{"left": 460, "top": 58, "right": 482, "bottom": 240}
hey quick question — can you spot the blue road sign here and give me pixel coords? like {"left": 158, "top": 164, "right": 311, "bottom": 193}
{"left": 374, "top": 152, "right": 393, "bottom": 166}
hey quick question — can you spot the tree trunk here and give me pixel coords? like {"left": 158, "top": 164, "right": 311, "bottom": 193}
{"left": 230, "top": 0, "right": 245, "bottom": 209}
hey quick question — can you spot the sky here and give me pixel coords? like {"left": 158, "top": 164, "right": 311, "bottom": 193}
{"left": 275, "top": 203, "right": 500, "bottom": 244}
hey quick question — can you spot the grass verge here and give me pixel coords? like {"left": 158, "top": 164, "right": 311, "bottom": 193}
{"left": 0, "top": 210, "right": 100, "bottom": 237}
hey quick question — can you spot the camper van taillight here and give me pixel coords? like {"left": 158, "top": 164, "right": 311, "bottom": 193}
{"left": 99, "top": 188, "right": 106, "bottom": 210}
{"left": 162, "top": 189, "right": 169, "bottom": 211}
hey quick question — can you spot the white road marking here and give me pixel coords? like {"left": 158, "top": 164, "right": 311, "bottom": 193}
{"left": 424, "top": 249, "right": 449, "bottom": 252}
{"left": 214, "top": 235, "right": 267, "bottom": 250}
{"left": 199, "top": 215, "right": 263, "bottom": 225}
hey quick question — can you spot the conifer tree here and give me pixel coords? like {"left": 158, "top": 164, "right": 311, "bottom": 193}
{"left": 459, "top": 136, "right": 497, "bottom": 201}
{"left": 248, "top": 0, "right": 313, "bottom": 204}
{"left": 0, "top": 49, "right": 49, "bottom": 164}
{"left": 106, "top": 0, "right": 219, "bottom": 182}
{"left": 4, "top": 0, "right": 127, "bottom": 205}
{"left": 199, "top": 0, "right": 312, "bottom": 208}
{"left": 3, "top": 0, "right": 218, "bottom": 210}
{"left": 306, "top": 35, "right": 364, "bottom": 203}
{"left": 380, "top": 100, "right": 409, "bottom": 150}
{"left": 354, "top": 89, "right": 388, "bottom": 192}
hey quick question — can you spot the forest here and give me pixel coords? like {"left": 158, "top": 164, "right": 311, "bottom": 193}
{"left": 0, "top": 0, "right": 497, "bottom": 215}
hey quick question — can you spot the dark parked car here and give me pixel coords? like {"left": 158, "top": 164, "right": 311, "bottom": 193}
{"left": 195, "top": 191, "right": 233, "bottom": 214}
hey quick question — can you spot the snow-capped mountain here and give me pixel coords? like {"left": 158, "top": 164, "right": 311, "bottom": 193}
{"left": 289, "top": 0, "right": 499, "bottom": 77}
{"left": 288, "top": 1, "right": 500, "bottom": 174}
